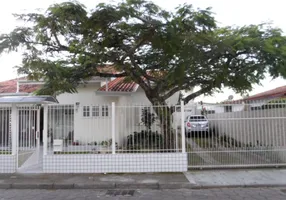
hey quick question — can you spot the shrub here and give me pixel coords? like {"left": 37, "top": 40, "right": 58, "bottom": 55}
{"left": 218, "top": 135, "right": 244, "bottom": 148}
{"left": 126, "top": 130, "right": 164, "bottom": 150}
{"left": 141, "top": 107, "right": 156, "bottom": 130}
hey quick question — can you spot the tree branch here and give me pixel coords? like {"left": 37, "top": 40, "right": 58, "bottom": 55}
{"left": 183, "top": 87, "right": 212, "bottom": 105}
{"left": 162, "top": 85, "right": 185, "bottom": 100}
{"left": 120, "top": 37, "right": 148, "bottom": 62}
{"left": 51, "top": 31, "right": 69, "bottom": 51}
{"left": 128, "top": 55, "right": 150, "bottom": 91}
{"left": 95, "top": 72, "right": 127, "bottom": 77}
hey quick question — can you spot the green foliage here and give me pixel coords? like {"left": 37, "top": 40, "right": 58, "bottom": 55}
{"left": 1, "top": 0, "right": 286, "bottom": 103}
{"left": 141, "top": 107, "right": 156, "bottom": 130}
{"left": 126, "top": 130, "right": 163, "bottom": 150}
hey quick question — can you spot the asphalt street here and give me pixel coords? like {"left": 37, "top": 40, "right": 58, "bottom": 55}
{"left": 0, "top": 188, "right": 286, "bottom": 200}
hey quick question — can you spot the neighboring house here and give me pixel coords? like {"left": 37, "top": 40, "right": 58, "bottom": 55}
{"left": 198, "top": 85, "right": 286, "bottom": 114}
{"left": 0, "top": 69, "right": 183, "bottom": 144}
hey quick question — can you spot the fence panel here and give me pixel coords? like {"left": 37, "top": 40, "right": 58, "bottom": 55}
{"left": 47, "top": 104, "right": 76, "bottom": 153}
{"left": 185, "top": 100, "right": 286, "bottom": 169}
{"left": 17, "top": 106, "right": 41, "bottom": 168}
{"left": 115, "top": 105, "right": 182, "bottom": 153}
{"left": 0, "top": 106, "right": 16, "bottom": 173}
{"left": 46, "top": 104, "right": 185, "bottom": 154}
{"left": 0, "top": 106, "right": 11, "bottom": 154}
{"left": 43, "top": 103, "right": 187, "bottom": 173}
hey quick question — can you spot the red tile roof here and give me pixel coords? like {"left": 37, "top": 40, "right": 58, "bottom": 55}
{"left": 0, "top": 68, "right": 161, "bottom": 94}
{"left": 243, "top": 85, "right": 286, "bottom": 101}
{"left": 0, "top": 78, "right": 40, "bottom": 94}
{"left": 223, "top": 85, "right": 286, "bottom": 104}
{"left": 98, "top": 77, "right": 138, "bottom": 92}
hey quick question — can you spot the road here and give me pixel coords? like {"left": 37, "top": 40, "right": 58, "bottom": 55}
{"left": 0, "top": 188, "right": 286, "bottom": 200}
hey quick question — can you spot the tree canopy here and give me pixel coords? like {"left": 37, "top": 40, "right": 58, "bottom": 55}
{"left": 1, "top": 0, "right": 286, "bottom": 105}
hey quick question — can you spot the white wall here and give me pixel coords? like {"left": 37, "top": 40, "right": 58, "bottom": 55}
{"left": 208, "top": 108, "right": 286, "bottom": 146}
{"left": 0, "top": 155, "right": 16, "bottom": 173}
{"left": 57, "top": 83, "right": 118, "bottom": 105}
{"left": 56, "top": 84, "right": 118, "bottom": 144}
{"left": 43, "top": 153, "right": 188, "bottom": 173}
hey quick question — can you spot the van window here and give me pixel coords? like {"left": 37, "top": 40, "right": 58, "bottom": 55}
{"left": 189, "top": 116, "right": 206, "bottom": 121}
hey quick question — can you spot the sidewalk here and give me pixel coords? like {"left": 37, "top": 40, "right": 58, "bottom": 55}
{"left": 0, "top": 169, "right": 286, "bottom": 189}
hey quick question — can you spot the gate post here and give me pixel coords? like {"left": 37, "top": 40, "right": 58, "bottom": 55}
{"left": 11, "top": 104, "right": 17, "bottom": 156}
{"left": 111, "top": 102, "right": 116, "bottom": 154}
{"left": 43, "top": 105, "right": 48, "bottom": 156}
{"left": 181, "top": 101, "right": 186, "bottom": 153}
{"left": 36, "top": 107, "right": 40, "bottom": 153}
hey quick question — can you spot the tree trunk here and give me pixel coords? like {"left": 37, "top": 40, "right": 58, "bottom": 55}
{"left": 148, "top": 98, "right": 176, "bottom": 151}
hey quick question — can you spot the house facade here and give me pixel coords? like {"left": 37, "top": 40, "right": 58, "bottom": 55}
{"left": 0, "top": 75, "right": 181, "bottom": 145}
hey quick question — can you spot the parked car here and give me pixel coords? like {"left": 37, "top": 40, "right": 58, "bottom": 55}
{"left": 184, "top": 115, "right": 209, "bottom": 137}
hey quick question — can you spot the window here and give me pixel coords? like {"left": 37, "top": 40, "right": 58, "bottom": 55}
{"left": 83, "top": 105, "right": 109, "bottom": 117}
{"left": 83, "top": 106, "right": 90, "bottom": 117}
{"left": 102, "top": 105, "right": 109, "bottom": 117}
{"left": 207, "top": 110, "right": 215, "bottom": 114}
{"left": 188, "top": 115, "right": 207, "bottom": 122}
{"left": 92, "top": 106, "right": 100, "bottom": 117}
{"left": 224, "top": 105, "right": 232, "bottom": 113}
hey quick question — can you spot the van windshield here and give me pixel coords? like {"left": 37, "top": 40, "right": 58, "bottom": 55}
{"left": 189, "top": 116, "right": 207, "bottom": 122}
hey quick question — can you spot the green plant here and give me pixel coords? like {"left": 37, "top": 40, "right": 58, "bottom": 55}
{"left": 100, "top": 140, "right": 109, "bottom": 146}
{"left": 141, "top": 107, "right": 156, "bottom": 130}
{"left": 88, "top": 141, "right": 97, "bottom": 146}
{"left": 126, "top": 130, "right": 163, "bottom": 150}
{"left": 108, "top": 139, "right": 118, "bottom": 148}
{"left": 99, "top": 139, "right": 118, "bottom": 147}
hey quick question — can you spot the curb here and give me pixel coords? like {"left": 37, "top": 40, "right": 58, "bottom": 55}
{"left": 191, "top": 184, "right": 286, "bottom": 189}
{"left": 1, "top": 183, "right": 286, "bottom": 190}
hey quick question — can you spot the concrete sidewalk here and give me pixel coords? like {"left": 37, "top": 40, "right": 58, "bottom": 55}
{"left": 185, "top": 169, "right": 286, "bottom": 188}
{"left": 0, "top": 169, "right": 286, "bottom": 189}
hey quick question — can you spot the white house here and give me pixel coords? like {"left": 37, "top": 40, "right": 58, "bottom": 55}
{"left": 0, "top": 71, "right": 182, "bottom": 147}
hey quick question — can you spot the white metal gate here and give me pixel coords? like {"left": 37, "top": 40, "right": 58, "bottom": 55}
{"left": 0, "top": 107, "right": 11, "bottom": 154}
{"left": 184, "top": 101, "right": 286, "bottom": 169}
{"left": 17, "top": 106, "right": 41, "bottom": 170}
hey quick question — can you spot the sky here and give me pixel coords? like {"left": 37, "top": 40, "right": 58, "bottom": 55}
{"left": 0, "top": 0, "right": 286, "bottom": 102}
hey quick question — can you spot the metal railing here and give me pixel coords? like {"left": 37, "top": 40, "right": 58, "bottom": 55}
{"left": 42, "top": 99, "right": 286, "bottom": 170}
{"left": 0, "top": 106, "right": 11, "bottom": 154}
{"left": 186, "top": 100, "right": 286, "bottom": 168}
{"left": 16, "top": 106, "right": 41, "bottom": 168}
{"left": 45, "top": 103, "right": 186, "bottom": 155}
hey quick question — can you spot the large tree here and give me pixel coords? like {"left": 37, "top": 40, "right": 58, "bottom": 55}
{"left": 1, "top": 0, "right": 286, "bottom": 106}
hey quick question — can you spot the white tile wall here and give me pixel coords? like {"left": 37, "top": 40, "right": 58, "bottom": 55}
{"left": 0, "top": 155, "right": 16, "bottom": 173}
{"left": 43, "top": 153, "right": 188, "bottom": 173}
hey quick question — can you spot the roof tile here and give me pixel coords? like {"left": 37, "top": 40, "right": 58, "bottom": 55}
{"left": 98, "top": 77, "right": 138, "bottom": 92}
{"left": 0, "top": 78, "right": 40, "bottom": 94}
{"left": 244, "top": 85, "right": 286, "bottom": 101}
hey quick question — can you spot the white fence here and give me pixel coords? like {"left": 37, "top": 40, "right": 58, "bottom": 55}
{"left": 0, "top": 105, "right": 40, "bottom": 173}
{"left": 2, "top": 100, "right": 286, "bottom": 173}
{"left": 187, "top": 100, "right": 286, "bottom": 168}
{"left": 0, "top": 107, "right": 11, "bottom": 153}
{"left": 43, "top": 103, "right": 188, "bottom": 173}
